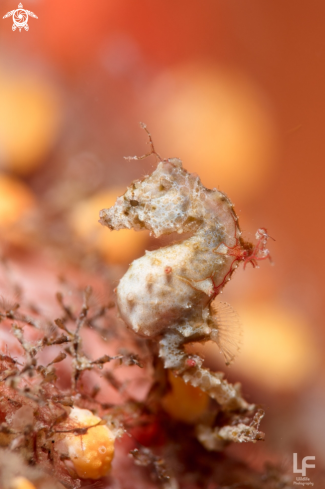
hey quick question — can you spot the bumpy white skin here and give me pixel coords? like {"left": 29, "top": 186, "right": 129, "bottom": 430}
{"left": 100, "top": 158, "right": 250, "bottom": 412}
{"left": 196, "top": 409, "right": 265, "bottom": 451}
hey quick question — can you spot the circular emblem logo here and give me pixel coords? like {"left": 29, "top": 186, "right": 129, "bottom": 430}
{"left": 13, "top": 9, "right": 28, "bottom": 28}
{"left": 3, "top": 3, "right": 38, "bottom": 32}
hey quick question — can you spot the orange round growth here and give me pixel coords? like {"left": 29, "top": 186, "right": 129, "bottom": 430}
{"left": 234, "top": 303, "right": 319, "bottom": 390}
{"left": 0, "top": 72, "right": 61, "bottom": 175}
{"left": 202, "top": 302, "right": 319, "bottom": 391}
{"left": 0, "top": 174, "right": 35, "bottom": 227}
{"left": 145, "top": 64, "right": 277, "bottom": 200}
{"left": 162, "top": 371, "right": 209, "bottom": 424}
{"left": 63, "top": 408, "right": 115, "bottom": 480}
{"left": 9, "top": 477, "right": 36, "bottom": 489}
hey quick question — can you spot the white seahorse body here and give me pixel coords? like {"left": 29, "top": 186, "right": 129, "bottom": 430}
{"left": 117, "top": 229, "right": 232, "bottom": 338}
{"left": 99, "top": 155, "right": 271, "bottom": 426}
{"left": 100, "top": 159, "right": 239, "bottom": 340}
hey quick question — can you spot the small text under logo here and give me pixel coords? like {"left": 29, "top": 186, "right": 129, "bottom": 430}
{"left": 293, "top": 453, "right": 315, "bottom": 486}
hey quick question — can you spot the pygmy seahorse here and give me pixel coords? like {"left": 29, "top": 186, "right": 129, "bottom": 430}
{"left": 99, "top": 127, "right": 272, "bottom": 425}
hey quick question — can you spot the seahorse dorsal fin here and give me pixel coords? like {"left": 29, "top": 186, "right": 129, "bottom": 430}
{"left": 209, "top": 301, "right": 242, "bottom": 366}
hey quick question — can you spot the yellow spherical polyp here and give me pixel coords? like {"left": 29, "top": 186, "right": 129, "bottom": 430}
{"left": 0, "top": 72, "right": 61, "bottom": 175}
{"left": 235, "top": 303, "right": 319, "bottom": 390}
{"left": 10, "top": 476, "right": 36, "bottom": 489}
{"left": 65, "top": 408, "right": 115, "bottom": 480}
{"left": 201, "top": 302, "right": 319, "bottom": 391}
{"left": 162, "top": 371, "right": 209, "bottom": 423}
{"left": 69, "top": 188, "right": 147, "bottom": 264}
{"left": 145, "top": 64, "right": 277, "bottom": 201}
{"left": 0, "top": 174, "right": 35, "bottom": 227}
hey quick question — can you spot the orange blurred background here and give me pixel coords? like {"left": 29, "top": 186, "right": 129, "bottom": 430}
{"left": 0, "top": 0, "right": 324, "bottom": 475}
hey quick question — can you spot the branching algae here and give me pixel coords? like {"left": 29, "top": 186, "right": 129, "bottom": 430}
{"left": 100, "top": 125, "right": 272, "bottom": 448}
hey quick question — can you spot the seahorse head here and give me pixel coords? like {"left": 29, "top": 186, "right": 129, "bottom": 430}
{"left": 99, "top": 158, "right": 209, "bottom": 238}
